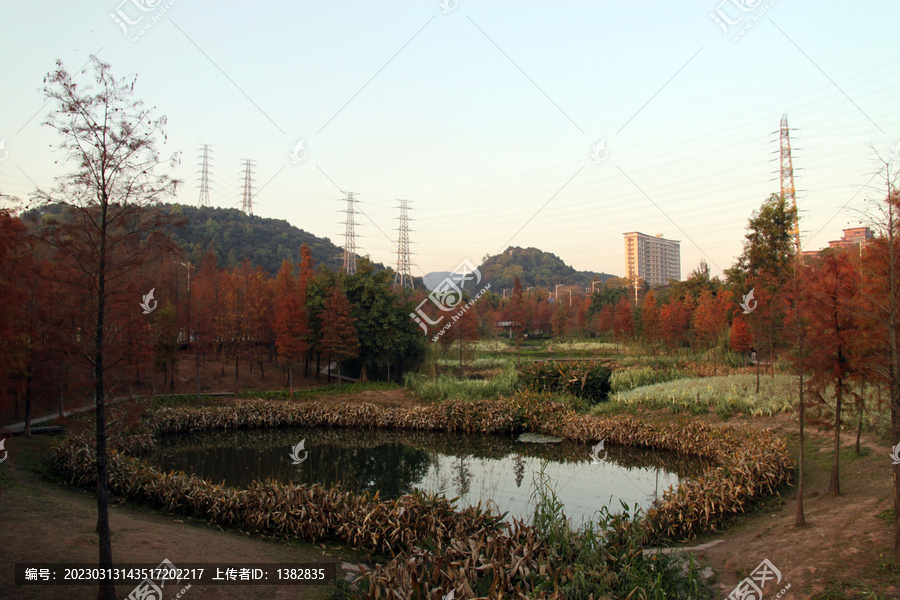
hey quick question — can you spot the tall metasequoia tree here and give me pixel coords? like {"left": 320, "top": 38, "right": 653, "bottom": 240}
{"left": 511, "top": 277, "right": 525, "bottom": 363}
{"left": 799, "top": 251, "right": 860, "bottom": 496}
{"left": 729, "top": 313, "right": 753, "bottom": 361}
{"left": 659, "top": 298, "right": 693, "bottom": 350}
{"left": 857, "top": 162, "right": 900, "bottom": 558}
{"left": 693, "top": 288, "right": 728, "bottom": 348}
{"left": 274, "top": 260, "right": 309, "bottom": 397}
{"left": 0, "top": 211, "right": 34, "bottom": 427}
{"left": 639, "top": 290, "right": 660, "bottom": 350}
{"left": 784, "top": 256, "right": 808, "bottom": 525}
{"left": 320, "top": 284, "right": 360, "bottom": 384}
{"left": 612, "top": 296, "right": 635, "bottom": 347}
{"left": 37, "top": 56, "right": 178, "bottom": 600}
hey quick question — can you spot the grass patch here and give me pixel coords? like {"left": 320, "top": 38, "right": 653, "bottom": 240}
{"left": 241, "top": 381, "right": 399, "bottom": 401}
{"left": 525, "top": 464, "right": 713, "bottom": 599}
{"left": 404, "top": 367, "right": 519, "bottom": 402}
{"left": 610, "top": 365, "right": 687, "bottom": 394}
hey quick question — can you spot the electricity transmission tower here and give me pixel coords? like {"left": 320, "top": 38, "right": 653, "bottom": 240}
{"left": 779, "top": 114, "right": 801, "bottom": 255}
{"left": 341, "top": 192, "right": 359, "bottom": 275}
{"left": 240, "top": 159, "right": 255, "bottom": 215}
{"left": 394, "top": 199, "right": 414, "bottom": 289}
{"left": 198, "top": 143, "right": 212, "bottom": 207}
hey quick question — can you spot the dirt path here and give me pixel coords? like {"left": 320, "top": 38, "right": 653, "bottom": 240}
{"left": 0, "top": 437, "right": 357, "bottom": 600}
{"left": 696, "top": 416, "right": 898, "bottom": 599}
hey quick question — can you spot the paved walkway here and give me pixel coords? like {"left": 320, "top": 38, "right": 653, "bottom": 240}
{"left": 1, "top": 403, "right": 97, "bottom": 434}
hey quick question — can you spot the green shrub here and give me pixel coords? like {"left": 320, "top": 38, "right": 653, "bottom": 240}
{"left": 520, "top": 361, "right": 613, "bottom": 404}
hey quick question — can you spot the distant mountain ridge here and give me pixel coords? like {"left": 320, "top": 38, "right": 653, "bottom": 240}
{"left": 25, "top": 202, "right": 387, "bottom": 276}
{"left": 163, "top": 204, "right": 365, "bottom": 274}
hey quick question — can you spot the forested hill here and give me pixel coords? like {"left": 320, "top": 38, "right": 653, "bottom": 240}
{"left": 163, "top": 204, "right": 366, "bottom": 274}
{"left": 479, "top": 246, "right": 615, "bottom": 290}
{"left": 24, "top": 202, "right": 386, "bottom": 276}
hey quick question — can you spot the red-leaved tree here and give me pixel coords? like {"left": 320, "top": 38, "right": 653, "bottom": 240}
{"left": 274, "top": 260, "right": 309, "bottom": 397}
{"left": 320, "top": 284, "right": 360, "bottom": 384}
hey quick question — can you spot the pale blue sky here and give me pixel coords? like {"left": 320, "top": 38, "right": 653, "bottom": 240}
{"left": 1, "top": 1, "right": 898, "bottom": 279}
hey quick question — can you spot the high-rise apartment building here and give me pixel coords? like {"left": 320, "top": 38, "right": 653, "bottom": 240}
{"left": 623, "top": 232, "right": 681, "bottom": 287}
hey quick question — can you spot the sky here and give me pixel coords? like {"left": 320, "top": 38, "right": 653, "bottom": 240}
{"left": 0, "top": 1, "right": 898, "bottom": 281}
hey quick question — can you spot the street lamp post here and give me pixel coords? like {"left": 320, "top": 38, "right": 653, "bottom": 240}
{"left": 555, "top": 284, "right": 563, "bottom": 301}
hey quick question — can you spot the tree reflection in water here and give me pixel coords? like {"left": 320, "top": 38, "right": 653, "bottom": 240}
{"left": 149, "top": 427, "right": 712, "bottom": 524}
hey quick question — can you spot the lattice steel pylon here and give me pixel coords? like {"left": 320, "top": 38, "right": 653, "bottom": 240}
{"left": 240, "top": 159, "right": 255, "bottom": 215}
{"left": 198, "top": 143, "right": 212, "bottom": 207}
{"left": 779, "top": 114, "right": 801, "bottom": 256}
{"left": 394, "top": 199, "right": 414, "bottom": 289}
{"left": 341, "top": 192, "right": 359, "bottom": 275}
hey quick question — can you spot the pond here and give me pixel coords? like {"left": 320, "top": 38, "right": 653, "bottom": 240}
{"left": 147, "top": 427, "right": 712, "bottom": 526}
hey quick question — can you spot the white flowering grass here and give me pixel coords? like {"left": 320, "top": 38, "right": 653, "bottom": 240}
{"left": 594, "top": 374, "right": 799, "bottom": 417}
{"left": 546, "top": 341, "right": 616, "bottom": 352}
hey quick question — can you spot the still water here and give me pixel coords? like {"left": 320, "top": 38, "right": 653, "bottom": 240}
{"left": 148, "top": 427, "right": 711, "bottom": 526}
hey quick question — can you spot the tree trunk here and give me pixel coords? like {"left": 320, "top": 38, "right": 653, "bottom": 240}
{"left": 756, "top": 351, "right": 760, "bottom": 394}
{"left": 95, "top": 205, "right": 116, "bottom": 600}
{"left": 23, "top": 363, "right": 33, "bottom": 437}
{"left": 793, "top": 256, "right": 806, "bottom": 526}
{"left": 195, "top": 346, "right": 201, "bottom": 403}
{"left": 770, "top": 339, "right": 775, "bottom": 382}
{"left": 856, "top": 381, "right": 865, "bottom": 456}
{"left": 316, "top": 351, "right": 321, "bottom": 381}
{"left": 796, "top": 331, "right": 806, "bottom": 526}
{"left": 234, "top": 349, "right": 239, "bottom": 399}
{"left": 829, "top": 378, "right": 842, "bottom": 496}
{"left": 288, "top": 362, "right": 294, "bottom": 398}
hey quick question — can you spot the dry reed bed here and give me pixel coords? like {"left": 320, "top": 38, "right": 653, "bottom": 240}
{"left": 51, "top": 394, "right": 792, "bottom": 598}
